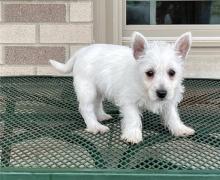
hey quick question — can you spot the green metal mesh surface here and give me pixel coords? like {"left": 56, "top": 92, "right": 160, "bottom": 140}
{"left": 0, "top": 76, "right": 220, "bottom": 170}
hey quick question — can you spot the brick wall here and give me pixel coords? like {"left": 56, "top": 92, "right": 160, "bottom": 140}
{"left": 0, "top": 0, "right": 93, "bottom": 76}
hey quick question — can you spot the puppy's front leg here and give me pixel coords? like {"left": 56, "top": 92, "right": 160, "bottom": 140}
{"left": 121, "top": 105, "right": 143, "bottom": 144}
{"left": 161, "top": 105, "right": 195, "bottom": 137}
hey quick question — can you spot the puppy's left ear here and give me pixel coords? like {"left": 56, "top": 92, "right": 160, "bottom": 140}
{"left": 174, "top": 32, "right": 192, "bottom": 59}
{"left": 132, "top": 32, "right": 148, "bottom": 60}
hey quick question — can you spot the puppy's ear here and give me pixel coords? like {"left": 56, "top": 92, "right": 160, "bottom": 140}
{"left": 132, "top": 32, "right": 148, "bottom": 60}
{"left": 174, "top": 32, "right": 192, "bottom": 59}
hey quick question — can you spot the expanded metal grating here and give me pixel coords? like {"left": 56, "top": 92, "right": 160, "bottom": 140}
{"left": 0, "top": 76, "right": 220, "bottom": 170}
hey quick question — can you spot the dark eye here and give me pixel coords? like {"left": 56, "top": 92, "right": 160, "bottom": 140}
{"left": 146, "top": 70, "right": 155, "bottom": 78}
{"left": 168, "top": 69, "right": 176, "bottom": 77}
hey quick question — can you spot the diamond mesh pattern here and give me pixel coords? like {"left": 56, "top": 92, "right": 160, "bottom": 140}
{"left": 0, "top": 77, "right": 220, "bottom": 170}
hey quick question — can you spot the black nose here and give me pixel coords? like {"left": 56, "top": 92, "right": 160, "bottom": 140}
{"left": 156, "top": 89, "right": 167, "bottom": 99}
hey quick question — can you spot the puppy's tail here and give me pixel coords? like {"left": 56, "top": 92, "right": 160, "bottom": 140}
{"left": 49, "top": 55, "right": 76, "bottom": 74}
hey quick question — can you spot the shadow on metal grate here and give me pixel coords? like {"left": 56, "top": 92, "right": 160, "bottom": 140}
{"left": 0, "top": 76, "right": 220, "bottom": 172}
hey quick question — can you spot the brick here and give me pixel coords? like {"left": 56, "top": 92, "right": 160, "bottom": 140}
{"left": 0, "top": 25, "right": 35, "bottom": 43}
{"left": 0, "top": 66, "right": 35, "bottom": 76}
{"left": 40, "top": 24, "right": 92, "bottom": 43}
{"left": 36, "top": 66, "right": 71, "bottom": 76}
{"left": 70, "top": 1, "right": 92, "bottom": 22}
{"left": 5, "top": 46, "right": 65, "bottom": 65}
{"left": 4, "top": 4, "right": 66, "bottom": 22}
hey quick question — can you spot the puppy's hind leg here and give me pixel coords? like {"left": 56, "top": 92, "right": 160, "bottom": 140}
{"left": 95, "top": 94, "right": 112, "bottom": 121}
{"left": 74, "top": 77, "right": 109, "bottom": 134}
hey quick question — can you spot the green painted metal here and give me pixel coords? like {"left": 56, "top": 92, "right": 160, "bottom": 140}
{"left": 1, "top": 170, "right": 220, "bottom": 180}
{"left": 0, "top": 76, "right": 220, "bottom": 179}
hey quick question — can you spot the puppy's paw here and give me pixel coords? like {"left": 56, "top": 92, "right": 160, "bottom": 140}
{"left": 121, "top": 129, "right": 143, "bottom": 144}
{"left": 86, "top": 124, "right": 110, "bottom": 134}
{"left": 97, "top": 113, "right": 112, "bottom": 121}
{"left": 171, "top": 125, "right": 195, "bottom": 137}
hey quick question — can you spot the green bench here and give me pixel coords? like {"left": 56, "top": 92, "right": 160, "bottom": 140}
{"left": 1, "top": 76, "right": 220, "bottom": 179}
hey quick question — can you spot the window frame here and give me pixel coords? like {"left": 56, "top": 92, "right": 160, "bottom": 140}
{"left": 123, "top": 0, "right": 220, "bottom": 47}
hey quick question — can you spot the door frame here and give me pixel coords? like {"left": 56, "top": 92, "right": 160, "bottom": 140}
{"left": 93, "top": 0, "right": 123, "bottom": 44}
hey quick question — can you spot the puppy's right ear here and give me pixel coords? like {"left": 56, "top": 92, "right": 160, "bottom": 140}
{"left": 174, "top": 32, "right": 192, "bottom": 59}
{"left": 132, "top": 32, "right": 148, "bottom": 60}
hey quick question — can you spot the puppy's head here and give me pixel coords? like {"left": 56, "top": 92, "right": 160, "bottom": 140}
{"left": 132, "top": 32, "right": 192, "bottom": 102}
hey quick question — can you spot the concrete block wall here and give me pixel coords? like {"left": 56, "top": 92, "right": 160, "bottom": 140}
{"left": 0, "top": 0, "right": 93, "bottom": 76}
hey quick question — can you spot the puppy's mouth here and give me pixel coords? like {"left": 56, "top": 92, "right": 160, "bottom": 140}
{"left": 156, "top": 97, "right": 167, "bottom": 102}
{"left": 149, "top": 96, "right": 167, "bottom": 103}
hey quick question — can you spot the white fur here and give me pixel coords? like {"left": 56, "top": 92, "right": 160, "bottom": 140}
{"left": 49, "top": 32, "right": 195, "bottom": 144}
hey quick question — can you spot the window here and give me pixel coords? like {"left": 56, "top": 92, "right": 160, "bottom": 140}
{"left": 123, "top": 0, "right": 220, "bottom": 45}
{"left": 126, "top": 1, "right": 220, "bottom": 25}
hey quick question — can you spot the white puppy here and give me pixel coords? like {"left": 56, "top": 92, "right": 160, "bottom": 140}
{"left": 49, "top": 32, "right": 195, "bottom": 144}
